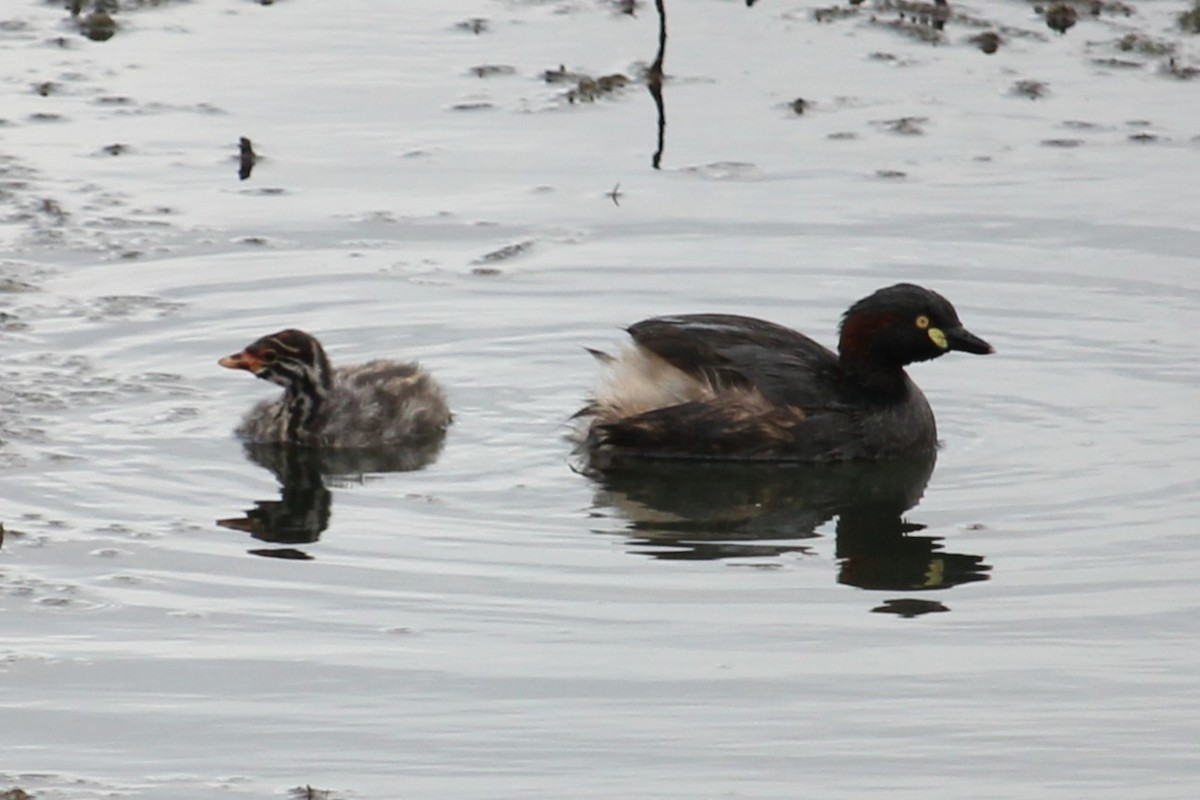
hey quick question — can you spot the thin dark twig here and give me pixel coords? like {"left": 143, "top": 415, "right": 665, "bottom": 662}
{"left": 648, "top": 0, "right": 667, "bottom": 169}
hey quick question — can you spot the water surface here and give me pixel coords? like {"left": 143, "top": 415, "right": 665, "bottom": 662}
{"left": 2, "top": 1, "right": 1199, "bottom": 798}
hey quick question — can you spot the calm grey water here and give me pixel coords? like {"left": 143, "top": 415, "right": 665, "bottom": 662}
{"left": 2, "top": 1, "right": 1199, "bottom": 798}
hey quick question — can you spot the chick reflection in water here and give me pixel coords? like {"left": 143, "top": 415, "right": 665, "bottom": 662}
{"left": 217, "top": 328, "right": 451, "bottom": 558}
{"left": 590, "top": 452, "right": 990, "bottom": 606}
{"left": 218, "top": 440, "right": 444, "bottom": 560}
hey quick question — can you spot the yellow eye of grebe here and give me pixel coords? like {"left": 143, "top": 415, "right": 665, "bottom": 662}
{"left": 915, "top": 315, "right": 930, "bottom": 329}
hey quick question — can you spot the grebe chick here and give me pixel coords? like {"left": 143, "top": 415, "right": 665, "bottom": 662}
{"left": 219, "top": 329, "right": 451, "bottom": 449}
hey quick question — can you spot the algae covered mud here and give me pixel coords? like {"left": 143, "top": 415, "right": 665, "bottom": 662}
{"left": 3, "top": 1, "right": 1200, "bottom": 798}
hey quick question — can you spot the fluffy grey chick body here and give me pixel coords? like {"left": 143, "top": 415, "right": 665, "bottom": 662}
{"left": 220, "top": 329, "right": 451, "bottom": 449}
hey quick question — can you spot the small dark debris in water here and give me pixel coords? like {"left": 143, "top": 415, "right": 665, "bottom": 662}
{"left": 1062, "top": 119, "right": 1101, "bottom": 130}
{"left": 238, "top": 236, "right": 270, "bottom": 246}
{"left": 39, "top": 198, "right": 69, "bottom": 224}
{"left": 288, "top": 786, "right": 333, "bottom": 800}
{"left": 566, "top": 74, "right": 629, "bottom": 104}
{"left": 1045, "top": 3, "right": 1077, "bottom": 34}
{"left": 455, "top": 17, "right": 489, "bottom": 34}
{"left": 871, "top": 15, "right": 944, "bottom": 45}
{"left": 250, "top": 548, "right": 314, "bottom": 560}
{"left": 964, "top": 522, "right": 988, "bottom": 531}
{"left": 877, "top": 116, "right": 927, "bottom": 135}
{"left": 1127, "top": 132, "right": 1159, "bottom": 142}
{"left": 238, "top": 136, "right": 257, "bottom": 180}
{"left": 894, "top": 0, "right": 952, "bottom": 30}
{"left": 875, "top": 169, "right": 908, "bottom": 179}
{"left": 813, "top": 5, "right": 860, "bottom": 22}
{"left": 474, "top": 240, "right": 535, "bottom": 264}
{"left": 470, "top": 266, "right": 502, "bottom": 276}
{"left": 970, "top": 31, "right": 1002, "bottom": 54}
{"left": 1162, "top": 57, "right": 1200, "bottom": 79}
{"left": 29, "top": 112, "right": 65, "bottom": 122}
{"left": 872, "top": 598, "right": 949, "bottom": 618}
{"left": 790, "top": 97, "right": 811, "bottom": 115}
{"left": 1180, "top": 2, "right": 1200, "bottom": 33}
{"left": 0, "top": 278, "right": 39, "bottom": 293}
{"left": 450, "top": 101, "right": 494, "bottom": 111}
{"left": 1091, "top": 57, "right": 1142, "bottom": 69}
{"left": 1118, "top": 33, "right": 1174, "bottom": 56}
{"left": 543, "top": 65, "right": 628, "bottom": 102}
{"left": 94, "top": 94, "right": 133, "bottom": 105}
{"left": 34, "top": 81, "right": 58, "bottom": 96}
{"left": 244, "top": 187, "right": 285, "bottom": 196}
{"left": 1090, "top": 0, "right": 1133, "bottom": 15}
{"left": 869, "top": 52, "right": 899, "bottom": 62}
{"left": 611, "top": 0, "right": 639, "bottom": 15}
{"left": 1010, "top": 79, "right": 1048, "bottom": 99}
{"left": 607, "top": 182, "right": 623, "bottom": 206}
{"left": 99, "top": 143, "right": 129, "bottom": 156}
{"left": 80, "top": 11, "right": 117, "bottom": 42}
{"left": 827, "top": 131, "right": 858, "bottom": 140}
{"left": 0, "top": 312, "right": 29, "bottom": 331}
{"left": 542, "top": 64, "right": 581, "bottom": 84}
{"left": 1041, "top": 138, "right": 1084, "bottom": 147}
{"left": 469, "top": 64, "right": 516, "bottom": 78}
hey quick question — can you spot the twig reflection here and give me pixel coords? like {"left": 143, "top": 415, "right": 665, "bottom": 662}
{"left": 648, "top": 0, "right": 667, "bottom": 168}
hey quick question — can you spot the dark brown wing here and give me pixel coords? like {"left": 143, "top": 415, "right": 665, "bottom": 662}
{"left": 590, "top": 398, "right": 864, "bottom": 463}
{"left": 627, "top": 314, "right": 845, "bottom": 408}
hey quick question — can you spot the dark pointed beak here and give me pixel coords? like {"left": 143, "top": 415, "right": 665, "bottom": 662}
{"left": 219, "top": 351, "right": 263, "bottom": 372}
{"left": 945, "top": 326, "right": 994, "bottom": 355}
